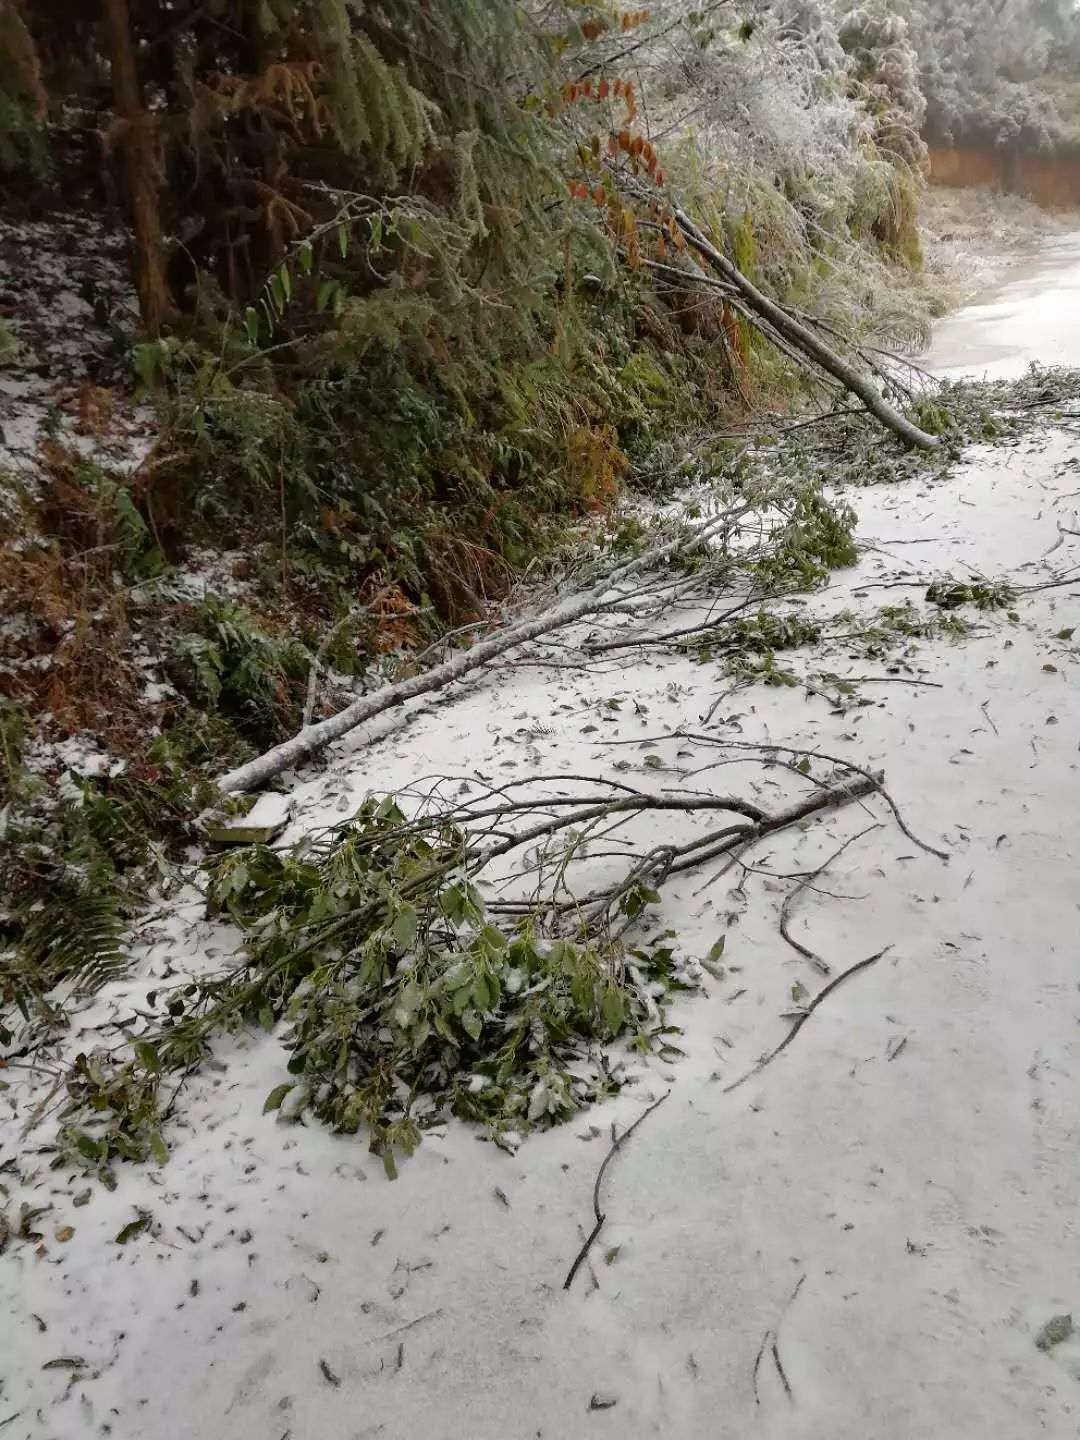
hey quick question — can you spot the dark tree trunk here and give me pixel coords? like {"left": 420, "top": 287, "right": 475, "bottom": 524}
{"left": 101, "top": 0, "right": 169, "bottom": 335}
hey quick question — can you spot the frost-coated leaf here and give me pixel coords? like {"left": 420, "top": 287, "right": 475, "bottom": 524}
{"left": 263, "top": 1083, "right": 293, "bottom": 1114}
{"left": 115, "top": 1210, "right": 152, "bottom": 1245}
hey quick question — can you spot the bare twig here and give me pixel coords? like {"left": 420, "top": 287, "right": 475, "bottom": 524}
{"left": 673, "top": 735, "right": 951, "bottom": 862}
{"left": 723, "top": 947, "right": 892, "bottom": 1094}
{"left": 779, "top": 824, "right": 882, "bottom": 975}
{"left": 302, "top": 612, "right": 363, "bottom": 729}
{"left": 771, "top": 1337, "right": 794, "bottom": 1400}
{"left": 563, "top": 1091, "right": 670, "bottom": 1290}
{"left": 752, "top": 1329, "right": 772, "bottom": 1405}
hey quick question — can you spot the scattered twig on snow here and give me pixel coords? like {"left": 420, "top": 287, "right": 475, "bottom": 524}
{"left": 376, "top": 1310, "right": 444, "bottom": 1341}
{"left": 980, "top": 700, "right": 999, "bottom": 736}
{"left": 724, "top": 948, "right": 892, "bottom": 1094}
{"left": 563, "top": 1091, "right": 669, "bottom": 1291}
{"left": 771, "top": 1337, "right": 794, "bottom": 1400}
{"left": 753, "top": 1273, "right": 806, "bottom": 1404}
{"left": 751, "top": 1328, "right": 772, "bottom": 1405}
{"left": 779, "top": 825, "right": 882, "bottom": 975}
{"left": 837, "top": 675, "right": 943, "bottom": 688}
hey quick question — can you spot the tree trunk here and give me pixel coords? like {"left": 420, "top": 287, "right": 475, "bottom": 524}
{"left": 101, "top": 0, "right": 169, "bottom": 336}
{"left": 672, "top": 208, "right": 940, "bottom": 451}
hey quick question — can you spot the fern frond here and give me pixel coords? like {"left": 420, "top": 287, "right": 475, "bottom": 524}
{"left": 16, "top": 872, "right": 128, "bottom": 995}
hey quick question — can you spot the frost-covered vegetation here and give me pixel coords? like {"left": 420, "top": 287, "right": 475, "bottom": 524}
{"left": 907, "top": 0, "right": 1080, "bottom": 148}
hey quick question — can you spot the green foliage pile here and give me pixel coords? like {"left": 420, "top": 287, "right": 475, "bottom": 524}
{"left": 56, "top": 798, "right": 696, "bottom": 1178}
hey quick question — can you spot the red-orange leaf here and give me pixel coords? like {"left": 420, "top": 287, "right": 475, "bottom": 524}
{"left": 597, "top": 78, "right": 610, "bottom": 100}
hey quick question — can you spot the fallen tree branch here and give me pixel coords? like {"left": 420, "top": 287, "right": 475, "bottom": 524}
{"left": 480, "top": 770, "right": 880, "bottom": 928}
{"left": 668, "top": 207, "right": 939, "bottom": 451}
{"left": 563, "top": 1090, "right": 669, "bottom": 1290}
{"left": 219, "top": 507, "right": 744, "bottom": 793}
{"left": 673, "top": 734, "right": 951, "bottom": 862}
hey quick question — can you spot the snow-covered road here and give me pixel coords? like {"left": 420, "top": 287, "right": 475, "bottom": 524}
{"left": 5, "top": 239, "right": 1080, "bottom": 1440}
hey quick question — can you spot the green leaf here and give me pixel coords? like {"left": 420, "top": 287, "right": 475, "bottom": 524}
{"left": 707, "top": 935, "right": 726, "bottom": 963}
{"left": 149, "top": 1131, "right": 169, "bottom": 1165}
{"left": 115, "top": 1210, "right": 152, "bottom": 1245}
{"left": 133, "top": 340, "right": 166, "bottom": 391}
{"left": 134, "top": 1040, "right": 160, "bottom": 1074}
{"left": 279, "top": 264, "right": 292, "bottom": 302}
{"left": 461, "top": 1009, "right": 483, "bottom": 1041}
{"left": 263, "top": 1083, "right": 293, "bottom": 1114}
{"left": 643, "top": 754, "right": 663, "bottom": 769}
{"left": 298, "top": 241, "right": 313, "bottom": 275}
{"left": 382, "top": 1148, "right": 397, "bottom": 1180}
{"left": 796, "top": 755, "right": 811, "bottom": 775}
{"left": 600, "top": 985, "right": 626, "bottom": 1033}
{"left": 243, "top": 306, "right": 259, "bottom": 344}
{"left": 1055, "top": 627, "right": 1075, "bottom": 641}
{"left": 338, "top": 225, "right": 349, "bottom": 258}
{"left": 269, "top": 271, "right": 286, "bottom": 314}
{"left": 74, "top": 1132, "right": 107, "bottom": 1162}
{"left": 392, "top": 904, "right": 418, "bottom": 950}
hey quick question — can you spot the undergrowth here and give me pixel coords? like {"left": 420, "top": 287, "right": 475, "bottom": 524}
{"left": 0, "top": 703, "right": 212, "bottom": 1043}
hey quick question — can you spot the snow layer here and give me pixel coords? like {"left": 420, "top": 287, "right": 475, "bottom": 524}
{"left": 4, "top": 242, "right": 1080, "bottom": 1440}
